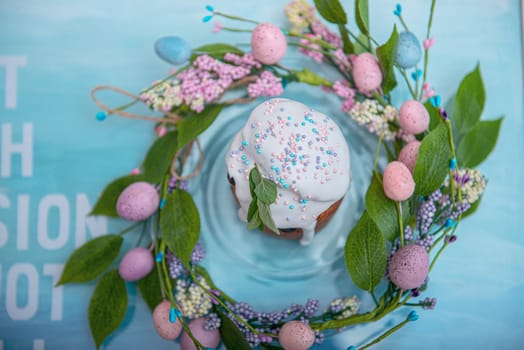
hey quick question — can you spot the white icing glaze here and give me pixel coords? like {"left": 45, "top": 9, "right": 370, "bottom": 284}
{"left": 225, "top": 98, "right": 351, "bottom": 245}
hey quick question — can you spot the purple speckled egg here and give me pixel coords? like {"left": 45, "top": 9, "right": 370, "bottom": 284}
{"left": 251, "top": 22, "right": 287, "bottom": 65}
{"left": 389, "top": 244, "right": 430, "bottom": 290}
{"left": 180, "top": 318, "right": 220, "bottom": 350}
{"left": 398, "top": 140, "right": 421, "bottom": 174}
{"left": 352, "top": 52, "right": 383, "bottom": 92}
{"left": 399, "top": 100, "right": 430, "bottom": 135}
{"left": 153, "top": 300, "right": 182, "bottom": 340}
{"left": 116, "top": 181, "right": 159, "bottom": 221}
{"left": 278, "top": 321, "right": 315, "bottom": 350}
{"left": 118, "top": 247, "right": 154, "bottom": 281}
{"left": 383, "top": 161, "right": 415, "bottom": 201}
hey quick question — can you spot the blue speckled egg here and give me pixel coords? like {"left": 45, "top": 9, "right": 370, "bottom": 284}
{"left": 394, "top": 31, "right": 422, "bottom": 69}
{"left": 154, "top": 36, "right": 191, "bottom": 65}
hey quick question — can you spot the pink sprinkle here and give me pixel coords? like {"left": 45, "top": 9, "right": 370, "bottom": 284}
{"left": 130, "top": 168, "right": 140, "bottom": 175}
{"left": 284, "top": 201, "right": 289, "bottom": 205}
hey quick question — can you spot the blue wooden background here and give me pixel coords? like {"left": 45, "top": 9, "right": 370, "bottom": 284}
{"left": 1, "top": 0, "right": 523, "bottom": 349}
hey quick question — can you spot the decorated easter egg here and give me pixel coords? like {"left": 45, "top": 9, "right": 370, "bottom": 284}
{"left": 116, "top": 181, "right": 159, "bottom": 221}
{"left": 399, "top": 100, "right": 430, "bottom": 135}
{"left": 251, "top": 22, "right": 287, "bottom": 65}
{"left": 118, "top": 247, "right": 154, "bottom": 281}
{"left": 180, "top": 318, "right": 220, "bottom": 350}
{"left": 153, "top": 300, "right": 183, "bottom": 340}
{"left": 154, "top": 36, "right": 192, "bottom": 65}
{"left": 383, "top": 161, "right": 415, "bottom": 201}
{"left": 352, "top": 52, "right": 383, "bottom": 92}
{"left": 278, "top": 321, "right": 315, "bottom": 350}
{"left": 398, "top": 140, "right": 421, "bottom": 173}
{"left": 389, "top": 244, "right": 430, "bottom": 290}
{"left": 394, "top": 31, "right": 422, "bottom": 69}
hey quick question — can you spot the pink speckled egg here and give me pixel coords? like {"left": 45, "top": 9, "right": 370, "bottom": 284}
{"left": 153, "top": 300, "right": 182, "bottom": 340}
{"left": 118, "top": 247, "right": 154, "bottom": 281}
{"left": 389, "top": 244, "right": 430, "bottom": 290}
{"left": 399, "top": 100, "right": 430, "bottom": 135}
{"left": 116, "top": 181, "right": 159, "bottom": 221}
{"left": 398, "top": 140, "right": 421, "bottom": 174}
{"left": 278, "top": 321, "right": 315, "bottom": 350}
{"left": 383, "top": 161, "right": 415, "bottom": 201}
{"left": 251, "top": 22, "right": 287, "bottom": 65}
{"left": 352, "top": 52, "right": 383, "bottom": 92}
{"left": 180, "top": 318, "right": 220, "bottom": 350}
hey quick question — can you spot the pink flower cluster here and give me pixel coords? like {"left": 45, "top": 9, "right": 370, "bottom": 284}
{"left": 247, "top": 71, "right": 284, "bottom": 97}
{"left": 332, "top": 80, "right": 355, "bottom": 112}
{"left": 299, "top": 34, "right": 324, "bottom": 63}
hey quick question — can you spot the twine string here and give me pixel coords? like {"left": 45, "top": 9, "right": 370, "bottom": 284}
{"left": 171, "top": 139, "right": 204, "bottom": 180}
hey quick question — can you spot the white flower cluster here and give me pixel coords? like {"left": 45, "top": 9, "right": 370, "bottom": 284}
{"left": 330, "top": 296, "right": 360, "bottom": 320}
{"left": 348, "top": 100, "right": 398, "bottom": 140}
{"left": 140, "top": 80, "right": 184, "bottom": 113}
{"left": 448, "top": 168, "right": 487, "bottom": 204}
{"left": 175, "top": 278, "right": 213, "bottom": 319}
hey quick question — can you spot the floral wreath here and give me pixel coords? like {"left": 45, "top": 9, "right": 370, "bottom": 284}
{"left": 58, "top": 1, "right": 503, "bottom": 349}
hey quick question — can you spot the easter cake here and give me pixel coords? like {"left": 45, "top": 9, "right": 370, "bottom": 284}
{"left": 225, "top": 98, "right": 351, "bottom": 245}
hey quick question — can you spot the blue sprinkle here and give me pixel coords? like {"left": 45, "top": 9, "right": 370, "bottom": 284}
{"left": 155, "top": 252, "right": 163, "bottom": 262}
{"left": 287, "top": 116, "right": 292, "bottom": 120}
{"left": 284, "top": 184, "right": 289, "bottom": 189}
{"left": 257, "top": 149, "right": 262, "bottom": 154}
{"left": 159, "top": 198, "right": 166, "bottom": 209}
{"left": 205, "top": 4, "right": 215, "bottom": 12}
{"left": 255, "top": 133, "right": 259, "bottom": 138}
{"left": 408, "top": 310, "right": 419, "bottom": 321}
{"left": 96, "top": 111, "right": 107, "bottom": 121}
{"left": 169, "top": 307, "right": 177, "bottom": 323}
{"left": 301, "top": 122, "right": 306, "bottom": 126}
{"left": 289, "top": 204, "right": 294, "bottom": 209}
{"left": 449, "top": 157, "right": 457, "bottom": 170}
{"left": 242, "top": 140, "right": 248, "bottom": 146}
{"left": 202, "top": 15, "right": 213, "bottom": 22}
{"left": 241, "top": 155, "right": 247, "bottom": 161}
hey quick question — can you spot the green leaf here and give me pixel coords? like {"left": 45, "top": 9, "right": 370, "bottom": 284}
{"left": 142, "top": 131, "right": 178, "bottom": 184}
{"left": 424, "top": 100, "right": 441, "bottom": 131}
{"left": 217, "top": 311, "right": 252, "bottom": 350}
{"left": 344, "top": 211, "right": 387, "bottom": 291}
{"left": 355, "top": 0, "right": 369, "bottom": 35}
{"left": 177, "top": 104, "right": 223, "bottom": 150}
{"left": 191, "top": 43, "right": 243, "bottom": 61}
{"left": 247, "top": 198, "right": 258, "bottom": 222}
{"left": 294, "top": 68, "right": 333, "bottom": 87}
{"left": 90, "top": 174, "right": 146, "bottom": 217}
{"left": 376, "top": 25, "right": 398, "bottom": 94}
{"left": 365, "top": 175, "right": 408, "bottom": 242}
{"left": 137, "top": 264, "right": 163, "bottom": 311}
{"left": 57, "top": 234, "right": 123, "bottom": 285}
{"left": 354, "top": 33, "right": 369, "bottom": 54}
{"left": 160, "top": 189, "right": 200, "bottom": 267}
{"left": 88, "top": 270, "right": 128, "bottom": 349}
{"left": 413, "top": 124, "right": 452, "bottom": 196}
{"left": 456, "top": 117, "right": 503, "bottom": 168}
{"left": 254, "top": 179, "right": 277, "bottom": 205}
{"left": 452, "top": 64, "right": 486, "bottom": 135}
{"left": 249, "top": 166, "right": 262, "bottom": 195}
{"left": 257, "top": 200, "right": 279, "bottom": 235}
{"left": 313, "top": 0, "right": 347, "bottom": 24}
{"left": 462, "top": 195, "right": 482, "bottom": 219}
{"left": 247, "top": 209, "right": 262, "bottom": 230}
{"left": 338, "top": 24, "right": 355, "bottom": 54}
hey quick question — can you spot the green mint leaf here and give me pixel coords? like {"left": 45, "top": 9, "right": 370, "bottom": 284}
{"left": 355, "top": 0, "right": 369, "bottom": 35}
{"left": 249, "top": 166, "right": 262, "bottom": 195}
{"left": 257, "top": 200, "right": 279, "bottom": 235}
{"left": 413, "top": 123, "right": 452, "bottom": 196}
{"left": 294, "top": 68, "right": 333, "bottom": 87}
{"left": 191, "top": 43, "right": 243, "bottom": 61}
{"left": 314, "top": 0, "right": 347, "bottom": 24}
{"left": 456, "top": 116, "right": 503, "bottom": 168}
{"left": 247, "top": 198, "right": 258, "bottom": 222}
{"left": 90, "top": 174, "right": 146, "bottom": 217}
{"left": 88, "top": 270, "right": 127, "bottom": 349}
{"left": 452, "top": 64, "right": 486, "bottom": 136}
{"left": 376, "top": 25, "right": 398, "bottom": 94}
{"left": 365, "top": 175, "right": 409, "bottom": 242}
{"left": 57, "top": 234, "right": 123, "bottom": 286}
{"left": 247, "top": 209, "right": 263, "bottom": 230}
{"left": 160, "top": 189, "right": 200, "bottom": 268}
{"left": 254, "top": 178, "right": 277, "bottom": 205}
{"left": 217, "top": 311, "right": 252, "bottom": 350}
{"left": 424, "top": 100, "right": 441, "bottom": 131}
{"left": 344, "top": 211, "right": 387, "bottom": 291}
{"left": 177, "top": 104, "right": 224, "bottom": 150}
{"left": 137, "top": 264, "right": 163, "bottom": 311}
{"left": 142, "top": 131, "right": 178, "bottom": 184}
{"left": 338, "top": 24, "right": 355, "bottom": 54}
